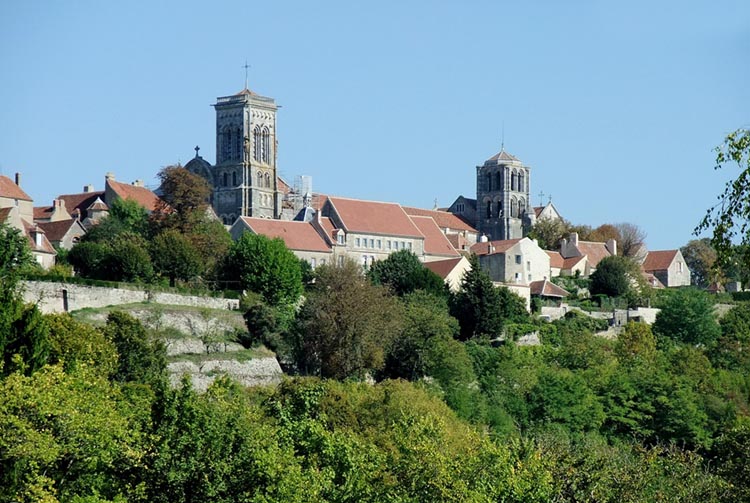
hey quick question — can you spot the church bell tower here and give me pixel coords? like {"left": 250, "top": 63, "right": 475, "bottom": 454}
{"left": 212, "top": 86, "right": 279, "bottom": 222}
{"left": 476, "top": 149, "right": 531, "bottom": 240}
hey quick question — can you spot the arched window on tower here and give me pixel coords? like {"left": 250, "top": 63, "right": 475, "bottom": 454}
{"left": 222, "top": 127, "right": 232, "bottom": 162}
{"left": 223, "top": 172, "right": 228, "bottom": 187}
{"left": 264, "top": 172, "right": 270, "bottom": 188}
{"left": 510, "top": 197, "right": 517, "bottom": 217}
{"left": 232, "top": 171, "right": 237, "bottom": 186}
{"left": 234, "top": 128, "right": 242, "bottom": 161}
{"left": 511, "top": 170, "right": 517, "bottom": 191}
{"left": 486, "top": 200, "right": 492, "bottom": 218}
{"left": 261, "top": 127, "right": 270, "bottom": 163}
{"left": 496, "top": 199, "right": 503, "bottom": 218}
{"left": 518, "top": 171, "right": 525, "bottom": 193}
{"left": 253, "top": 126, "right": 261, "bottom": 161}
{"left": 495, "top": 172, "right": 501, "bottom": 191}
{"left": 518, "top": 198, "right": 525, "bottom": 216}
{"left": 256, "top": 171, "right": 263, "bottom": 187}
{"left": 487, "top": 173, "right": 492, "bottom": 191}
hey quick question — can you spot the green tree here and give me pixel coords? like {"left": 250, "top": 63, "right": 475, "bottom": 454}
{"left": 712, "top": 303, "right": 750, "bottom": 370}
{"left": 696, "top": 128, "right": 750, "bottom": 270}
{"left": 290, "top": 260, "right": 403, "bottom": 379}
{"left": 83, "top": 198, "right": 149, "bottom": 243}
{"left": 151, "top": 165, "right": 211, "bottom": 233}
{"left": 67, "top": 241, "right": 110, "bottom": 279}
{"left": 367, "top": 249, "right": 447, "bottom": 297}
{"left": 103, "top": 232, "right": 154, "bottom": 282}
{"left": 104, "top": 311, "right": 166, "bottom": 388}
{"left": 652, "top": 288, "right": 720, "bottom": 347}
{"left": 450, "top": 254, "right": 528, "bottom": 340}
{"left": 589, "top": 255, "right": 636, "bottom": 298}
{"left": 680, "top": 238, "right": 719, "bottom": 288}
{"left": 224, "top": 232, "right": 303, "bottom": 307}
{"left": 2, "top": 303, "right": 50, "bottom": 377}
{"left": 150, "top": 229, "right": 203, "bottom": 286}
{"left": 0, "top": 223, "right": 33, "bottom": 294}
{"left": 528, "top": 217, "right": 569, "bottom": 250}
{"left": 46, "top": 313, "right": 118, "bottom": 376}
{"left": 615, "top": 322, "right": 657, "bottom": 365}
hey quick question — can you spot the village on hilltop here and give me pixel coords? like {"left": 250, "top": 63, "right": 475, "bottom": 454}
{"left": 1, "top": 84, "right": 697, "bottom": 311}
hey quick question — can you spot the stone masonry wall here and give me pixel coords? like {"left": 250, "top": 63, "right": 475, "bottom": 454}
{"left": 21, "top": 281, "right": 239, "bottom": 314}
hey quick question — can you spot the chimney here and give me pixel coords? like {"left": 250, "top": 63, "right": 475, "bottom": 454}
{"left": 570, "top": 232, "right": 579, "bottom": 246}
{"left": 14, "top": 172, "right": 20, "bottom": 187}
{"left": 83, "top": 184, "right": 94, "bottom": 193}
{"left": 53, "top": 198, "right": 67, "bottom": 211}
{"left": 105, "top": 172, "right": 115, "bottom": 181}
{"left": 132, "top": 179, "right": 144, "bottom": 187}
{"left": 488, "top": 244, "right": 495, "bottom": 254}
{"left": 606, "top": 238, "right": 617, "bottom": 256}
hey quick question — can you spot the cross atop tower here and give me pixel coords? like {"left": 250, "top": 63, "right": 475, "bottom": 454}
{"left": 537, "top": 190, "right": 545, "bottom": 207}
{"left": 194, "top": 145, "right": 200, "bottom": 158}
{"left": 243, "top": 60, "right": 251, "bottom": 90}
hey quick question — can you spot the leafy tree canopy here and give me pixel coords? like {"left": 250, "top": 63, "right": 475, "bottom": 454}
{"left": 367, "top": 249, "right": 447, "bottom": 297}
{"left": 152, "top": 165, "right": 211, "bottom": 233}
{"left": 224, "top": 232, "right": 303, "bottom": 306}
{"left": 589, "top": 255, "right": 638, "bottom": 298}
{"left": 652, "top": 288, "right": 720, "bottom": 347}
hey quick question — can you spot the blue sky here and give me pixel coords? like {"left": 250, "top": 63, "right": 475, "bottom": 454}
{"left": 1, "top": 1, "right": 748, "bottom": 250}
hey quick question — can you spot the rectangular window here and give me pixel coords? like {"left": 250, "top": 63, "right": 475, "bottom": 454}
{"left": 310, "top": 258, "right": 316, "bottom": 268}
{"left": 355, "top": 238, "right": 361, "bottom": 247}
{"left": 394, "top": 241, "right": 399, "bottom": 250}
{"left": 407, "top": 242, "right": 412, "bottom": 250}
{"left": 338, "top": 256, "right": 344, "bottom": 266}
{"left": 402, "top": 241, "right": 407, "bottom": 250}
{"left": 526, "top": 261, "right": 531, "bottom": 271}
{"left": 515, "top": 254, "right": 522, "bottom": 264}
{"left": 387, "top": 240, "right": 391, "bottom": 250}
{"left": 370, "top": 239, "right": 375, "bottom": 248}
{"left": 337, "top": 233, "right": 345, "bottom": 245}
{"left": 527, "top": 274, "right": 532, "bottom": 282}
{"left": 377, "top": 239, "right": 382, "bottom": 249}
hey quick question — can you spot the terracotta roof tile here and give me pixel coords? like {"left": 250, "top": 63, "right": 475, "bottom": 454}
{"left": 576, "top": 241, "right": 612, "bottom": 268}
{"left": 470, "top": 239, "right": 521, "bottom": 256}
{"left": 37, "top": 219, "right": 81, "bottom": 243}
{"left": 642, "top": 250, "right": 679, "bottom": 272}
{"left": 0, "top": 175, "right": 32, "bottom": 201}
{"left": 57, "top": 191, "right": 105, "bottom": 219}
{"left": 562, "top": 256, "right": 586, "bottom": 269}
{"left": 107, "top": 180, "right": 161, "bottom": 211}
{"left": 87, "top": 197, "right": 109, "bottom": 211}
{"left": 642, "top": 271, "right": 665, "bottom": 289}
{"left": 402, "top": 206, "right": 478, "bottom": 232}
{"left": 424, "top": 257, "right": 464, "bottom": 280}
{"left": 327, "top": 196, "right": 422, "bottom": 238}
{"left": 409, "top": 216, "right": 460, "bottom": 257}
{"left": 546, "top": 250, "right": 565, "bottom": 269}
{"left": 239, "top": 217, "right": 331, "bottom": 253}
{"left": 22, "top": 221, "right": 56, "bottom": 254}
{"left": 530, "top": 279, "right": 569, "bottom": 298}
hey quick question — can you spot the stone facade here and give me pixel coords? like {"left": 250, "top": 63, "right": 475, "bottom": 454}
{"left": 474, "top": 238, "right": 551, "bottom": 285}
{"left": 186, "top": 88, "right": 280, "bottom": 224}
{"left": 475, "top": 150, "right": 531, "bottom": 240}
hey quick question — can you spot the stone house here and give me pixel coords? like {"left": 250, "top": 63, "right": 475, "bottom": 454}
{"left": 0, "top": 175, "right": 56, "bottom": 268}
{"left": 229, "top": 217, "right": 334, "bottom": 267}
{"left": 37, "top": 219, "right": 87, "bottom": 250}
{"left": 641, "top": 250, "right": 691, "bottom": 287}
{"left": 33, "top": 199, "right": 72, "bottom": 223}
{"left": 470, "top": 237, "right": 551, "bottom": 285}
{"left": 424, "top": 256, "right": 472, "bottom": 292}
{"left": 559, "top": 232, "right": 617, "bottom": 277}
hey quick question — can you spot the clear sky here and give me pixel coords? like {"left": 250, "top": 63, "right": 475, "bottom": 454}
{"left": 1, "top": 1, "right": 748, "bottom": 250}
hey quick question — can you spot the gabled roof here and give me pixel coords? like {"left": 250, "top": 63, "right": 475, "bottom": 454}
{"left": 470, "top": 239, "right": 522, "bottom": 256}
{"left": 486, "top": 150, "right": 520, "bottom": 163}
{"left": 34, "top": 206, "right": 54, "bottom": 219}
{"left": 57, "top": 191, "right": 105, "bottom": 219}
{"left": 424, "top": 257, "right": 465, "bottom": 280}
{"left": 317, "top": 216, "right": 338, "bottom": 243}
{"left": 326, "top": 196, "right": 422, "bottom": 238}
{"left": 22, "top": 221, "right": 55, "bottom": 255}
{"left": 0, "top": 175, "right": 32, "bottom": 201}
{"left": 642, "top": 250, "right": 679, "bottom": 272}
{"left": 546, "top": 250, "right": 565, "bottom": 269}
{"left": 576, "top": 241, "right": 612, "bottom": 268}
{"left": 534, "top": 206, "right": 544, "bottom": 218}
{"left": 87, "top": 197, "right": 109, "bottom": 211}
{"left": 642, "top": 271, "right": 665, "bottom": 289}
{"left": 37, "top": 219, "right": 84, "bottom": 243}
{"left": 408, "top": 216, "right": 460, "bottom": 257}
{"left": 562, "top": 255, "right": 587, "bottom": 269}
{"left": 530, "top": 279, "right": 569, "bottom": 298}
{"left": 107, "top": 179, "right": 161, "bottom": 212}
{"left": 402, "top": 206, "right": 478, "bottom": 233}
{"left": 237, "top": 217, "right": 331, "bottom": 253}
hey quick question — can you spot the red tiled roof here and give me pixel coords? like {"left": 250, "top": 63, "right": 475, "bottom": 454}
{"left": 57, "top": 191, "right": 105, "bottom": 219}
{"left": 470, "top": 239, "right": 521, "bottom": 256}
{"left": 546, "top": 250, "right": 564, "bottom": 269}
{"left": 530, "top": 279, "right": 569, "bottom": 298}
{"left": 642, "top": 272, "right": 665, "bottom": 289}
{"left": 87, "top": 197, "right": 109, "bottom": 211}
{"left": 534, "top": 206, "right": 544, "bottom": 218}
{"left": 239, "top": 217, "right": 331, "bottom": 253}
{"left": 446, "top": 233, "right": 470, "bottom": 252}
{"left": 277, "top": 176, "right": 292, "bottom": 195}
{"left": 107, "top": 180, "right": 161, "bottom": 212}
{"left": 34, "top": 206, "right": 54, "bottom": 219}
{"left": 37, "top": 219, "right": 81, "bottom": 243}
{"left": 327, "top": 196, "right": 422, "bottom": 238}
{"left": 409, "top": 216, "right": 460, "bottom": 257}
{"left": 402, "top": 206, "right": 477, "bottom": 233}
{"left": 22, "top": 221, "right": 55, "bottom": 254}
{"left": 576, "top": 241, "right": 612, "bottom": 268}
{"left": 0, "top": 175, "right": 32, "bottom": 201}
{"left": 642, "top": 250, "right": 679, "bottom": 272}
{"left": 562, "top": 256, "right": 586, "bottom": 270}
{"left": 424, "top": 257, "right": 465, "bottom": 280}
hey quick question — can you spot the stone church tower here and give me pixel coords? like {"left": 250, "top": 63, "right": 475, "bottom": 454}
{"left": 476, "top": 149, "right": 531, "bottom": 240}
{"left": 187, "top": 87, "right": 280, "bottom": 223}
